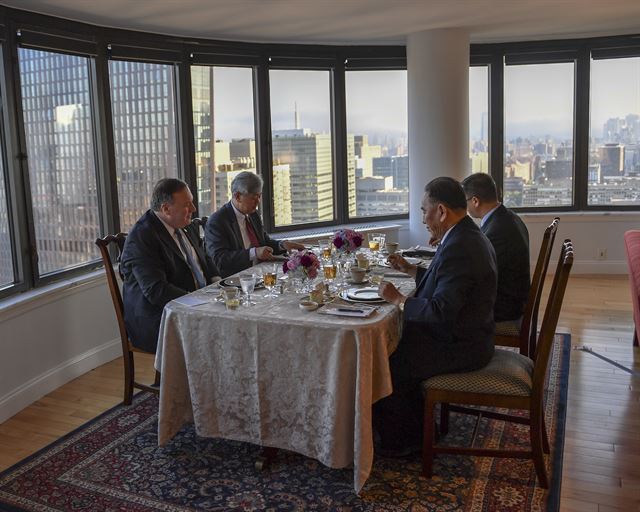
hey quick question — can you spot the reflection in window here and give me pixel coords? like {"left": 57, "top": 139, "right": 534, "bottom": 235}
{"left": 18, "top": 48, "right": 100, "bottom": 275}
{"left": 346, "top": 70, "right": 408, "bottom": 218}
{"left": 589, "top": 57, "right": 640, "bottom": 206}
{"left": 504, "top": 62, "right": 575, "bottom": 207}
{"left": 109, "top": 60, "right": 179, "bottom": 230}
{"left": 469, "top": 66, "right": 489, "bottom": 173}
{"left": 191, "top": 66, "right": 256, "bottom": 215}
{"left": 269, "top": 69, "right": 334, "bottom": 227}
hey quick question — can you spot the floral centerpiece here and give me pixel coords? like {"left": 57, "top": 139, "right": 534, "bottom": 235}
{"left": 282, "top": 249, "right": 321, "bottom": 280}
{"left": 332, "top": 228, "right": 363, "bottom": 254}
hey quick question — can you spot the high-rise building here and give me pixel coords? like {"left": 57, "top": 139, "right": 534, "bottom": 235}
{"left": 272, "top": 129, "right": 333, "bottom": 225}
{"left": 599, "top": 143, "right": 624, "bottom": 178}
{"left": 191, "top": 66, "right": 216, "bottom": 214}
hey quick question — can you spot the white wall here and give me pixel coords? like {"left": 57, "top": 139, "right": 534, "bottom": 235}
{"left": 398, "top": 212, "right": 637, "bottom": 275}
{"left": 0, "top": 272, "right": 120, "bottom": 423}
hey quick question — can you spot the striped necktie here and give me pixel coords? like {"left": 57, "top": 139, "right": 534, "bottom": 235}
{"left": 175, "top": 229, "right": 206, "bottom": 289}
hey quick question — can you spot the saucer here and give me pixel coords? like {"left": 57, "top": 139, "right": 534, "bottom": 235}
{"left": 347, "top": 277, "right": 370, "bottom": 285}
{"left": 299, "top": 300, "right": 319, "bottom": 311}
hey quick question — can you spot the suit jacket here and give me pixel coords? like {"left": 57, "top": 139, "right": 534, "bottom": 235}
{"left": 204, "top": 201, "right": 285, "bottom": 278}
{"left": 120, "top": 210, "right": 219, "bottom": 353}
{"left": 482, "top": 204, "right": 530, "bottom": 322}
{"left": 394, "top": 216, "right": 497, "bottom": 381}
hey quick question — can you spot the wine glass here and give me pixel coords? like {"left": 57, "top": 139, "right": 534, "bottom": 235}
{"left": 240, "top": 275, "right": 256, "bottom": 306}
{"left": 263, "top": 264, "right": 278, "bottom": 298}
{"left": 323, "top": 261, "right": 337, "bottom": 291}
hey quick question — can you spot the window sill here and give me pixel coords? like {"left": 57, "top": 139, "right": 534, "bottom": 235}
{"left": 0, "top": 270, "right": 106, "bottom": 323}
{"left": 274, "top": 220, "right": 406, "bottom": 241}
{"left": 518, "top": 211, "right": 639, "bottom": 223}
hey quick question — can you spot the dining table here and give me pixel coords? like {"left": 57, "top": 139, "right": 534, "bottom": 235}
{"left": 154, "top": 261, "right": 417, "bottom": 493}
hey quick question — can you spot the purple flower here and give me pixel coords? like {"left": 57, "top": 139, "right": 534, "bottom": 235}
{"left": 352, "top": 235, "right": 363, "bottom": 247}
{"left": 282, "top": 260, "right": 289, "bottom": 273}
{"left": 300, "top": 255, "right": 312, "bottom": 267}
{"left": 287, "top": 260, "right": 297, "bottom": 270}
{"left": 333, "top": 237, "right": 344, "bottom": 249}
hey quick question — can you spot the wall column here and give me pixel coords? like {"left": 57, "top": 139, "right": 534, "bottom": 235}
{"left": 407, "top": 29, "right": 469, "bottom": 244}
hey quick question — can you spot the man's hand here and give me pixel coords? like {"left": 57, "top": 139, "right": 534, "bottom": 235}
{"left": 256, "top": 246, "right": 274, "bottom": 260}
{"left": 429, "top": 235, "right": 440, "bottom": 246}
{"left": 387, "top": 254, "right": 417, "bottom": 277}
{"left": 281, "top": 240, "right": 305, "bottom": 251}
{"left": 378, "top": 281, "right": 405, "bottom": 306}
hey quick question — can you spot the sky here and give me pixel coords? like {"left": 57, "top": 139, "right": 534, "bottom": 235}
{"left": 209, "top": 58, "right": 640, "bottom": 143}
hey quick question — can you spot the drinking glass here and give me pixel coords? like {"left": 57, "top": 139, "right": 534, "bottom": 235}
{"left": 263, "top": 264, "right": 278, "bottom": 298}
{"left": 370, "top": 266, "right": 385, "bottom": 285}
{"left": 323, "top": 262, "right": 337, "bottom": 291}
{"left": 222, "top": 286, "right": 240, "bottom": 310}
{"left": 319, "top": 239, "right": 331, "bottom": 260}
{"left": 240, "top": 275, "right": 256, "bottom": 306}
{"left": 367, "top": 233, "right": 380, "bottom": 253}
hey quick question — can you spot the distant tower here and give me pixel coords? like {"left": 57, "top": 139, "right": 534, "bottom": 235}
{"left": 294, "top": 101, "right": 300, "bottom": 129}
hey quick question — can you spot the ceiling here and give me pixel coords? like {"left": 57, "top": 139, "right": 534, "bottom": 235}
{"left": 3, "top": 0, "right": 640, "bottom": 45}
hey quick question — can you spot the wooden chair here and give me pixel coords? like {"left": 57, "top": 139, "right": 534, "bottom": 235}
{"left": 421, "top": 239, "right": 574, "bottom": 488}
{"left": 95, "top": 233, "right": 160, "bottom": 405}
{"left": 494, "top": 217, "right": 560, "bottom": 358}
{"left": 190, "top": 215, "right": 208, "bottom": 232}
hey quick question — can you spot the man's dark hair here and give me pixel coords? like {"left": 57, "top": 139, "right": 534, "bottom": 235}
{"left": 461, "top": 173, "right": 498, "bottom": 202}
{"left": 424, "top": 177, "right": 467, "bottom": 210}
{"left": 150, "top": 178, "right": 189, "bottom": 211}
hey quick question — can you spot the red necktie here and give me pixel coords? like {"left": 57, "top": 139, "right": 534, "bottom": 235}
{"left": 245, "top": 216, "right": 260, "bottom": 248}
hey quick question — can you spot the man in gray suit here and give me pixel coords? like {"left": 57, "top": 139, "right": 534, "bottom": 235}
{"left": 205, "top": 172, "right": 304, "bottom": 278}
{"left": 374, "top": 177, "right": 497, "bottom": 456}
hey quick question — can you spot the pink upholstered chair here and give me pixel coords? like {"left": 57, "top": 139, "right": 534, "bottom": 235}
{"left": 623, "top": 230, "right": 640, "bottom": 347}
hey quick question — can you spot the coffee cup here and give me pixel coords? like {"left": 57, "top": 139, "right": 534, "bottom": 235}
{"left": 350, "top": 267, "right": 366, "bottom": 283}
{"left": 386, "top": 242, "right": 399, "bottom": 255}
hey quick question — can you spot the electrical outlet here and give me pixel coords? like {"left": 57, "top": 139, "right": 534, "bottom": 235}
{"left": 596, "top": 248, "right": 607, "bottom": 260}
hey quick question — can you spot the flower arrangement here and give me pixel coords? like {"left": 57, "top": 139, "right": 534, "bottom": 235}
{"left": 332, "top": 228, "right": 363, "bottom": 254}
{"left": 282, "top": 249, "right": 321, "bottom": 280}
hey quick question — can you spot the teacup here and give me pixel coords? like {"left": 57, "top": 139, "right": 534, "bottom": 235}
{"left": 386, "top": 242, "right": 399, "bottom": 255}
{"left": 350, "top": 267, "right": 366, "bottom": 283}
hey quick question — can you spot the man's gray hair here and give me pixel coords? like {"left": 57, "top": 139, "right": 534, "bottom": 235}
{"left": 231, "top": 171, "right": 263, "bottom": 195}
{"left": 150, "top": 178, "right": 189, "bottom": 211}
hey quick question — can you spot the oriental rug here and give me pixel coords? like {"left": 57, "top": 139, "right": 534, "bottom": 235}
{"left": 0, "top": 333, "right": 569, "bottom": 511}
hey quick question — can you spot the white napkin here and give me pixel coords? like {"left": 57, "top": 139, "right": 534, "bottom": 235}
{"left": 319, "top": 305, "right": 377, "bottom": 318}
{"left": 173, "top": 295, "right": 209, "bottom": 307}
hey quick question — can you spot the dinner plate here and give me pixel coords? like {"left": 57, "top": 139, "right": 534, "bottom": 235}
{"left": 220, "top": 276, "right": 265, "bottom": 289}
{"left": 345, "top": 287, "right": 384, "bottom": 302}
{"left": 340, "top": 290, "right": 386, "bottom": 304}
{"left": 404, "top": 256, "right": 422, "bottom": 265}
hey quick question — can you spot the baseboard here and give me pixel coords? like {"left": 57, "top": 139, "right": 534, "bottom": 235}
{"left": 546, "top": 259, "right": 628, "bottom": 275}
{"left": 0, "top": 339, "right": 121, "bottom": 424}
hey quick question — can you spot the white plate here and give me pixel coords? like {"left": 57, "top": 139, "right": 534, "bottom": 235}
{"left": 345, "top": 287, "right": 384, "bottom": 302}
{"left": 346, "top": 277, "right": 370, "bottom": 285}
{"left": 340, "top": 290, "right": 386, "bottom": 304}
{"left": 220, "top": 276, "right": 265, "bottom": 289}
{"left": 404, "top": 257, "right": 422, "bottom": 265}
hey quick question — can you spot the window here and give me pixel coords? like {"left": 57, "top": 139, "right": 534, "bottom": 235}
{"left": 0, "top": 145, "right": 12, "bottom": 288}
{"left": 269, "top": 69, "right": 334, "bottom": 227}
{"left": 191, "top": 65, "right": 256, "bottom": 215}
{"left": 589, "top": 56, "right": 640, "bottom": 206}
{"left": 469, "top": 65, "right": 489, "bottom": 173}
{"left": 503, "top": 62, "right": 575, "bottom": 207}
{"left": 345, "top": 70, "right": 408, "bottom": 218}
{"left": 18, "top": 48, "right": 100, "bottom": 276}
{"left": 109, "top": 60, "right": 179, "bottom": 231}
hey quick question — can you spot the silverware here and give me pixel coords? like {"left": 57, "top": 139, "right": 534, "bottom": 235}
{"left": 337, "top": 308, "right": 365, "bottom": 313}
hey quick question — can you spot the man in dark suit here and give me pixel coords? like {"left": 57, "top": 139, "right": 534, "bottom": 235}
{"left": 120, "top": 178, "right": 220, "bottom": 353}
{"left": 204, "top": 171, "right": 304, "bottom": 278}
{"left": 462, "top": 172, "right": 530, "bottom": 322}
{"left": 375, "top": 177, "right": 498, "bottom": 455}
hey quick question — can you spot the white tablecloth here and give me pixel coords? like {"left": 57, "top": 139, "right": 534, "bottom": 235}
{"left": 155, "top": 264, "right": 414, "bottom": 492}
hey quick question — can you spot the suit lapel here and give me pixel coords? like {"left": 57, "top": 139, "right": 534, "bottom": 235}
{"left": 226, "top": 203, "right": 245, "bottom": 248}
{"left": 148, "top": 211, "right": 185, "bottom": 263}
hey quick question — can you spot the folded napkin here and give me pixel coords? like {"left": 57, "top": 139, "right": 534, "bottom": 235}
{"left": 319, "top": 305, "right": 377, "bottom": 318}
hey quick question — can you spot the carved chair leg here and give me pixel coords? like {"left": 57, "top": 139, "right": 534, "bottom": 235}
{"left": 123, "top": 352, "right": 134, "bottom": 406}
{"left": 440, "top": 402, "right": 450, "bottom": 436}
{"left": 153, "top": 370, "right": 161, "bottom": 387}
{"left": 530, "top": 409, "right": 549, "bottom": 488}
{"left": 421, "top": 395, "right": 436, "bottom": 478}
{"left": 634, "top": 328, "right": 639, "bottom": 347}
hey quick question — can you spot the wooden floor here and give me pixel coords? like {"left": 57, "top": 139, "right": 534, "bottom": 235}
{"left": 0, "top": 275, "right": 638, "bottom": 511}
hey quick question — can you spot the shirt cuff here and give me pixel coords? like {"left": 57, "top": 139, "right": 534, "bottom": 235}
{"left": 249, "top": 247, "right": 258, "bottom": 263}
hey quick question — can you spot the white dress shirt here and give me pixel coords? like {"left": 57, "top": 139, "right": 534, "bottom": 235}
{"left": 231, "top": 202, "right": 258, "bottom": 264}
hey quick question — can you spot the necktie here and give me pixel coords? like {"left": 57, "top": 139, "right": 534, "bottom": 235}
{"left": 245, "top": 216, "right": 260, "bottom": 248}
{"left": 175, "top": 229, "right": 206, "bottom": 289}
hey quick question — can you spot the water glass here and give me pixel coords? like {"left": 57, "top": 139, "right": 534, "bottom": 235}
{"left": 370, "top": 267, "right": 385, "bottom": 286}
{"left": 240, "top": 275, "right": 256, "bottom": 306}
{"left": 367, "top": 233, "right": 380, "bottom": 253}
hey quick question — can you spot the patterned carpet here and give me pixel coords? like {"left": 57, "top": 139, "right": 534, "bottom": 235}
{"left": 0, "top": 334, "right": 569, "bottom": 512}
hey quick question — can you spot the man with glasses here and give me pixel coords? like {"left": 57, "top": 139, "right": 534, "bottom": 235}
{"left": 205, "top": 171, "right": 304, "bottom": 278}
{"left": 121, "top": 178, "right": 220, "bottom": 353}
{"left": 462, "top": 173, "right": 530, "bottom": 324}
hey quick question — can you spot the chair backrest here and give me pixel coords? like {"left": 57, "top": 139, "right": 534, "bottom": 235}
{"left": 623, "top": 230, "right": 640, "bottom": 336}
{"left": 95, "top": 233, "right": 131, "bottom": 354}
{"left": 191, "top": 216, "right": 208, "bottom": 231}
{"left": 531, "top": 239, "right": 573, "bottom": 405}
{"left": 523, "top": 217, "right": 560, "bottom": 357}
